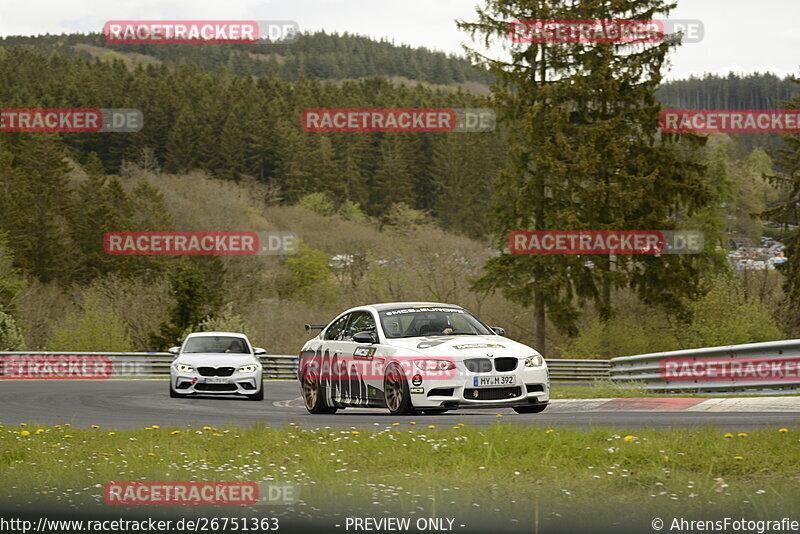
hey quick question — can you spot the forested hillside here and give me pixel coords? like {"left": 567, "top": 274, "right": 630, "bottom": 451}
{"left": 0, "top": 32, "right": 796, "bottom": 356}
{"left": 0, "top": 31, "right": 490, "bottom": 85}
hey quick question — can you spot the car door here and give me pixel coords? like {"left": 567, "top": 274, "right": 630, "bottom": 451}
{"left": 336, "top": 310, "right": 379, "bottom": 406}
{"left": 316, "top": 312, "right": 351, "bottom": 405}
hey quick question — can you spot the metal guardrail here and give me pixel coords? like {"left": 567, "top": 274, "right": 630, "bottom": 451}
{"left": 0, "top": 352, "right": 602, "bottom": 381}
{"left": 610, "top": 339, "right": 800, "bottom": 395}
{"left": 6, "top": 344, "right": 798, "bottom": 396}
{"left": 546, "top": 359, "right": 610, "bottom": 381}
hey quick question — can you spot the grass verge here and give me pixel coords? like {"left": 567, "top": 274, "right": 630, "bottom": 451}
{"left": 1, "top": 421, "right": 797, "bottom": 527}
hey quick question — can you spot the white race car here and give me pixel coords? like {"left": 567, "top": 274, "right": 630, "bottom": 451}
{"left": 169, "top": 332, "right": 266, "bottom": 400}
{"left": 298, "top": 302, "right": 549, "bottom": 415}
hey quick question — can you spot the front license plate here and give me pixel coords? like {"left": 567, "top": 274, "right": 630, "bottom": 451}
{"left": 473, "top": 375, "right": 516, "bottom": 387}
{"left": 204, "top": 377, "right": 229, "bottom": 384}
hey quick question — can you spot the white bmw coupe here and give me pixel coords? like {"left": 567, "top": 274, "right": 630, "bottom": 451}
{"left": 298, "top": 303, "right": 549, "bottom": 415}
{"left": 169, "top": 332, "right": 266, "bottom": 400}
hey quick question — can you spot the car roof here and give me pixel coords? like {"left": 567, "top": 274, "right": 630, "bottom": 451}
{"left": 363, "top": 302, "right": 464, "bottom": 312}
{"left": 185, "top": 331, "right": 249, "bottom": 338}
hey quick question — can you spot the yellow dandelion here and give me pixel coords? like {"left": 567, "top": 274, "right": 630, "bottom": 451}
{"left": 91, "top": 425, "right": 100, "bottom": 429}
{"left": 427, "top": 425, "right": 435, "bottom": 429}
{"left": 409, "top": 422, "right": 416, "bottom": 425}
{"left": 0, "top": 425, "right": 4, "bottom": 429}
{"left": 147, "top": 452, "right": 156, "bottom": 456}
{"left": 65, "top": 423, "right": 71, "bottom": 427}
{"left": 623, "top": 435, "right": 636, "bottom": 442}
{"left": 723, "top": 433, "right": 734, "bottom": 439}
{"left": 778, "top": 428, "right": 789, "bottom": 433}
{"left": 734, "top": 456, "right": 744, "bottom": 461}
{"left": 458, "top": 423, "right": 465, "bottom": 427}
{"left": 170, "top": 430, "right": 181, "bottom": 435}
{"left": 202, "top": 426, "right": 212, "bottom": 430}
{"left": 351, "top": 431, "right": 360, "bottom": 435}
{"left": 145, "top": 427, "right": 152, "bottom": 430}
{"left": 545, "top": 428, "right": 554, "bottom": 434}
{"left": 496, "top": 414, "right": 503, "bottom": 418}
{"left": 35, "top": 429, "right": 44, "bottom": 435}
{"left": 53, "top": 425, "right": 60, "bottom": 429}
{"left": 737, "top": 433, "right": 747, "bottom": 438}
{"left": 453, "top": 426, "right": 460, "bottom": 429}
{"left": 392, "top": 423, "right": 400, "bottom": 426}
{"left": 664, "top": 455, "right": 669, "bottom": 461}
{"left": 64, "top": 434, "right": 73, "bottom": 438}
{"left": 20, "top": 430, "right": 30, "bottom": 436}
{"left": 151, "top": 425, "right": 160, "bottom": 429}
{"left": 20, "top": 423, "right": 27, "bottom": 427}
{"left": 108, "top": 432, "right": 116, "bottom": 436}
{"left": 212, "top": 433, "right": 222, "bottom": 437}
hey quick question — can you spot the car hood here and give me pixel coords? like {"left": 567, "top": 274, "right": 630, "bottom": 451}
{"left": 385, "top": 335, "right": 537, "bottom": 359}
{"left": 176, "top": 353, "right": 259, "bottom": 367}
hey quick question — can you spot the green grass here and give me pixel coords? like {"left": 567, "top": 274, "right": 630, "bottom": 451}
{"left": 1, "top": 421, "right": 797, "bottom": 525}
{"left": 551, "top": 379, "right": 654, "bottom": 399}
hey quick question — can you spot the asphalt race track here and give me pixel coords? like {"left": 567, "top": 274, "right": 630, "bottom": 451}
{"left": 1, "top": 380, "right": 798, "bottom": 430}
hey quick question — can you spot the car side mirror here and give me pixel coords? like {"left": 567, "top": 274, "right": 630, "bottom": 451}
{"left": 353, "top": 331, "right": 378, "bottom": 344}
{"left": 253, "top": 348, "right": 267, "bottom": 355}
{"left": 490, "top": 327, "right": 506, "bottom": 336}
{"left": 168, "top": 347, "right": 180, "bottom": 355}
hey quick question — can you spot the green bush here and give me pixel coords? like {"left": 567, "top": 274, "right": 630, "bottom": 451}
{"left": 0, "top": 309, "right": 24, "bottom": 350}
{"left": 564, "top": 313, "right": 677, "bottom": 359}
{"left": 181, "top": 302, "right": 251, "bottom": 341}
{"left": 337, "top": 200, "right": 365, "bottom": 222}
{"left": 276, "top": 240, "right": 338, "bottom": 306}
{"left": 46, "top": 289, "right": 133, "bottom": 351}
{"left": 679, "top": 275, "right": 783, "bottom": 349}
{"left": 296, "top": 193, "right": 334, "bottom": 216}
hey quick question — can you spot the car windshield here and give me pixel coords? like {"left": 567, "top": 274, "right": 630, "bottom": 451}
{"left": 378, "top": 307, "right": 493, "bottom": 338}
{"left": 182, "top": 336, "right": 250, "bottom": 354}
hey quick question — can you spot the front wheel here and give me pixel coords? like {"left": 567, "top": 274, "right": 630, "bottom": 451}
{"left": 302, "top": 373, "right": 337, "bottom": 414}
{"left": 384, "top": 364, "right": 415, "bottom": 415}
{"left": 246, "top": 384, "right": 264, "bottom": 401}
{"left": 169, "top": 380, "right": 180, "bottom": 398}
{"left": 513, "top": 404, "right": 548, "bottom": 414}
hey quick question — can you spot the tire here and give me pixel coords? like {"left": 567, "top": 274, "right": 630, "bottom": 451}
{"left": 513, "top": 404, "right": 548, "bottom": 414}
{"left": 420, "top": 409, "right": 448, "bottom": 415}
{"left": 246, "top": 385, "right": 264, "bottom": 401}
{"left": 384, "top": 363, "right": 416, "bottom": 415}
{"left": 301, "top": 372, "right": 337, "bottom": 414}
{"left": 169, "top": 380, "right": 181, "bottom": 398}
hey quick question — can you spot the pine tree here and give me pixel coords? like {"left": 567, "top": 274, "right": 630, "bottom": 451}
{"left": 460, "top": 0, "right": 715, "bottom": 353}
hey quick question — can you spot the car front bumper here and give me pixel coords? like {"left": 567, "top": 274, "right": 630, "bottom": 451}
{"left": 171, "top": 372, "right": 262, "bottom": 395}
{"left": 407, "top": 366, "right": 550, "bottom": 409}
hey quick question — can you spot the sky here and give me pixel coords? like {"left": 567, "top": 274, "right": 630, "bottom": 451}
{"left": 0, "top": 0, "right": 797, "bottom": 81}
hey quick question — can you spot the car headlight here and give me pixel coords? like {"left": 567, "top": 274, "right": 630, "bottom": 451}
{"left": 413, "top": 359, "right": 456, "bottom": 371}
{"left": 525, "top": 355, "right": 545, "bottom": 367}
{"left": 175, "top": 364, "right": 195, "bottom": 373}
{"left": 238, "top": 365, "right": 259, "bottom": 373}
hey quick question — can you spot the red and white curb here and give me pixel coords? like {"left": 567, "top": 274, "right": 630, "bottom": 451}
{"left": 549, "top": 397, "right": 800, "bottom": 412}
